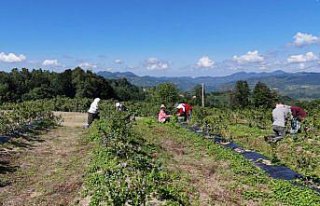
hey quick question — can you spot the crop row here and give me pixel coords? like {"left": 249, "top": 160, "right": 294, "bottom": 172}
{"left": 135, "top": 119, "right": 320, "bottom": 205}
{"left": 191, "top": 106, "right": 320, "bottom": 180}
{"left": 83, "top": 111, "right": 190, "bottom": 205}
{"left": 0, "top": 101, "right": 58, "bottom": 136}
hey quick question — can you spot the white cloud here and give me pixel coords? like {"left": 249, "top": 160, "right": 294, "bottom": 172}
{"left": 233, "top": 50, "right": 264, "bottom": 64}
{"left": 293, "top": 32, "right": 320, "bottom": 47}
{"left": 114, "top": 59, "right": 123, "bottom": 64}
{"left": 0, "top": 52, "right": 26, "bottom": 63}
{"left": 196, "top": 56, "right": 215, "bottom": 68}
{"left": 78, "top": 62, "right": 97, "bottom": 69}
{"left": 287, "top": 52, "right": 318, "bottom": 63}
{"left": 42, "top": 59, "right": 59, "bottom": 66}
{"left": 299, "top": 63, "right": 305, "bottom": 70}
{"left": 259, "top": 65, "right": 268, "bottom": 70}
{"left": 127, "top": 66, "right": 137, "bottom": 70}
{"left": 145, "top": 57, "right": 169, "bottom": 70}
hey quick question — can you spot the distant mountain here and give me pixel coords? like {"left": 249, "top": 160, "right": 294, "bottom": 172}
{"left": 98, "top": 70, "right": 320, "bottom": 99}
{"left": 99, "top": 71, "right": 138, "bottom": 78}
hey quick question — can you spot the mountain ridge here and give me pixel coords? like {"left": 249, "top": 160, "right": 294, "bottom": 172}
{"left": 98, "top": 70, "right": 320, "bottom": 99}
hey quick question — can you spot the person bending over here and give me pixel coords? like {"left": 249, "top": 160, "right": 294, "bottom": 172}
{"left": 87, "top": 98, "right": 100, "bottom": 126}
{"left": 158, "top": 104, "right": 171, "bottom": 123}
{"left": 290, "top": 106, "right": 307, "bottom": 134}
{"left": 269, "top": 102, "right": 291, "bottom": 143}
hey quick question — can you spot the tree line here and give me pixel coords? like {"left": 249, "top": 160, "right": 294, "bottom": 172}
{"left": 0, "top": 67, "right": 145, "bottom": 102}
{"left": 231, "top": 80, "right": 280, "bottom": 108}
{"left": 0, "top": 68, "right": 286, "bottom": 108}
{"left": 206, "top": 80, "right": 288, "bottom": 108}
{"left": 148, "top": 81, "right": 287, "bottom": 109}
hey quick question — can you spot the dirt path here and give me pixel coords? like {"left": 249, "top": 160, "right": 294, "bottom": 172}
{"left": 0, "top": 112, "right": 91, "bottom": 206}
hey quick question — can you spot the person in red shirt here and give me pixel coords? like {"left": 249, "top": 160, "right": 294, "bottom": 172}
{"left": 176, "top": 103, "right": 192, "bottom": 123}
{"left": 176, "top": 103, "right": 186, "bottom": 122}
{"left": 290, "top": 106, "right": 307, "bottom": 134}
{"left": 184, "top": 103, "right": 192, "bottom": 122}
{"left": 290, "top": 106, "right": 307, "bottom": 121}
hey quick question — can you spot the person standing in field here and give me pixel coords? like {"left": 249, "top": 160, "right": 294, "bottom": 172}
{"left": 87, "top": 98, "right": 100, "bottom": 126}
{"left": 269, "top": 102, "right": 291, "bottom": 143}
{"left": 158, "top": 104, "right": 171, "bottom": 123}
{"left": 290, "top": 106, "right": 307, "bottom": 134}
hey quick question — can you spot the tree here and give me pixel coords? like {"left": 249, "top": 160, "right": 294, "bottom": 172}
{"left": 109, "top": 78, "right": 145, "bottom": 101}
{"left": 22, "top": 86, "right": 55, "bottom": 100}
{"left": 252, "top": 82, "right": 275, "bottom": 108}
{"left": 155, "top": 83, "right": 179, "bottom": 106}
{"left": 233, "top": 80, "right": 250, "bottom": 108}
{"left": 71, "top": 68, "right": 115, "bottom": 99}
{"left": 52, "top": 69, "right": 75, "bottom": 97}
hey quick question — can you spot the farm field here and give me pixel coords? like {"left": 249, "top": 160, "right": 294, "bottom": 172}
{"left": 78, "top": 107, "right": 320, "bottom": 205}
{"left": 0, "top": 100, "right": 320, "bottom": 205}
{"left": 134, "top": 119, "right": 320, "bottom": 205}
{"left": 191, "top": 106, "right": 320, "bottom": 180}
{"left": 2, "top": 1, "right": 320, "bottom": 205}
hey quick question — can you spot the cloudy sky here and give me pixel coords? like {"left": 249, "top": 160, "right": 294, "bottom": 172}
{"left": 0, "top": 0, "right": 320, "bottom": 77}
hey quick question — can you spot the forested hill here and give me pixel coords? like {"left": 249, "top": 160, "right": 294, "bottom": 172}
{"left": 1, "top": 68, "right": 320, "bottom": 101}
{"left": 0, "top": 68, "right": 145, "bottom": 102}
{"left": 98, "top": 70, "right": 320, "bottom": 99}
{"left": 223, "top": 72, "right": 320, "bottom": 99}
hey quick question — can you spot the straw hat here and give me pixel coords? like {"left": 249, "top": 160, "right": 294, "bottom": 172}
{"left": 160, "top": 104, "right": 166, "bottom": 109}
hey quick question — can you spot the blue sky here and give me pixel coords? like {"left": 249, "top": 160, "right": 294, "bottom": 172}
{"left": 0, "top": 0, "right": 320, "bottom": 76}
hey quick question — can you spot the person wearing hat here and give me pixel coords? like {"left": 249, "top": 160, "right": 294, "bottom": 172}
{"left": 176, "top": 103, "right": 192, "bottom": 122}
{"left": 176, "top": 103, "right": 186, "bottom": 122}
{"left": 158, "top": 104, "right": 171, "bottom": 123}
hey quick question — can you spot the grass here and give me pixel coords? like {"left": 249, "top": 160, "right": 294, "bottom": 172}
{"left": 193, "top": 106, "right": 320, "bottom": 180}
{"left": 227, "top": 123, "right": 320, "bottom": 178}
{"left": 134, "top": 118, "right": 320, "bottom": 206}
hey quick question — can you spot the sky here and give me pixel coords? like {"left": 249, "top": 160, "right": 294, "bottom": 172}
{"left": 0, "top": 0, "right": 320, "bottom": 77}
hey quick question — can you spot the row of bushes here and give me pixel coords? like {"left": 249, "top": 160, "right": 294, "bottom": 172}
{"left": 0, "top": 101, "right": 58, "bottom": 135}
{"left": 83, "top": 111, "right": 190, "bottom": 205}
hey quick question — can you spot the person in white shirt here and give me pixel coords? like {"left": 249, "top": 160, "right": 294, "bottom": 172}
{"left": 269, "top": 102, "right": 291, "bottom": 143}
{"left": 115, "top": 102, "right": 127, "bottom": 111}
{"left": 87, "top": 98, "right": 100, "bottom": 126}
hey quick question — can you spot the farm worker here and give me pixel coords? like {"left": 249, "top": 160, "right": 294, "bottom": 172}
{"left": 115, "top": 102, "right": 127, "bottom": 111}
{"left": 290, "top": 106, "right": 307, "bottom": 134}
{"left": 158, "top": 104, "right": 171, "bottom": 123}
{"left": 176, "top": 103, "right": 187, "bottom": 122}
{"left": 184, "top": 103, "right": 193, "bottom": 122}
{"left": 269, "top": 102, "right": 291, "bottom": 143}
{"left": 116, "top": 102, "right": 121, "bottom": 111}
{"left": 176, "top": 103, "right": 192, "bottom": 122}
{"left": 87, "top": 98, "right": 100, "bottom": 126}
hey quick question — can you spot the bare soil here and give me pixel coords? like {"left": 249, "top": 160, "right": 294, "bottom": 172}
{"left": 0, "top": 112, "right": 92, "bottom": 206}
